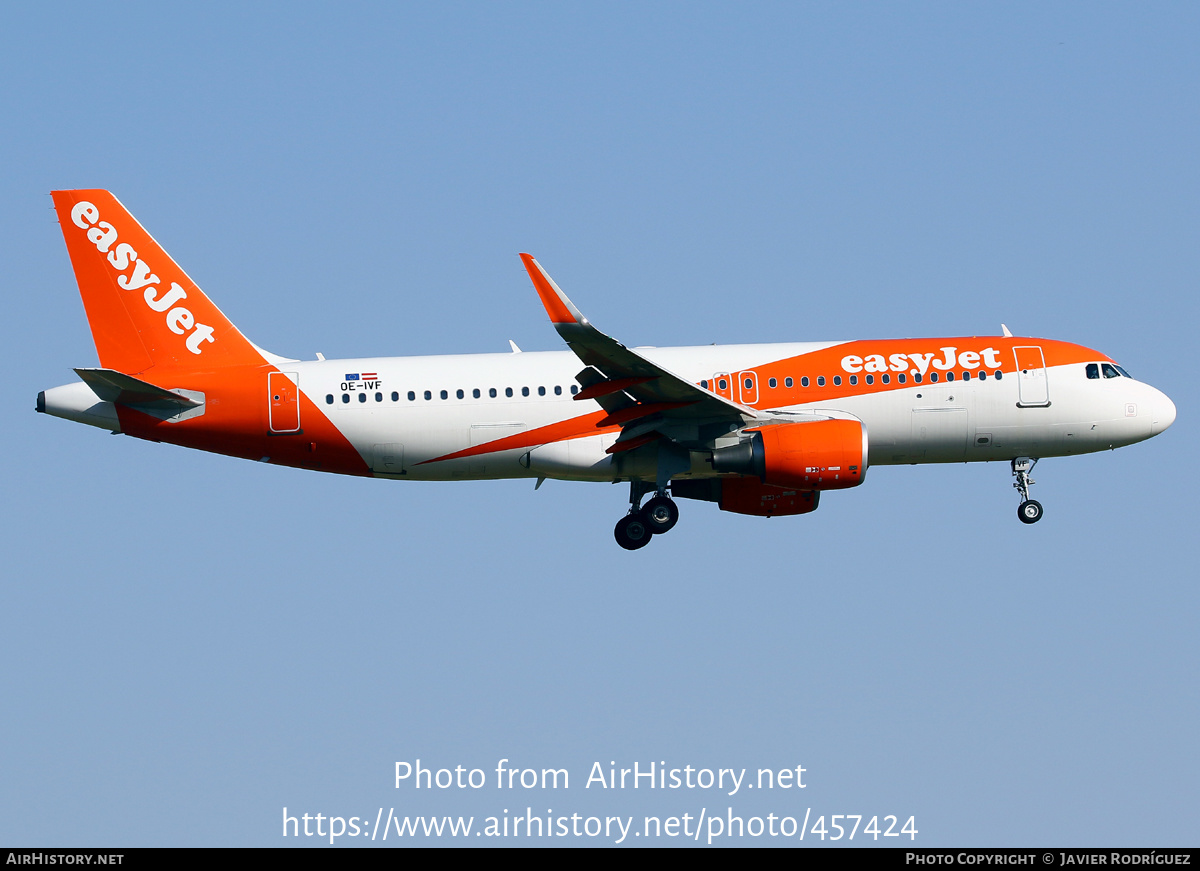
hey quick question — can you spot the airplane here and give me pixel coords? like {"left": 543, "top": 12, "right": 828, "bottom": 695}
{"left": 37, "top": 190, "right": 1177, "bottom": 549}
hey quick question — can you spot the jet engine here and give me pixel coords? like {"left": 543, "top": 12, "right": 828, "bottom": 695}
{"left": 710, "top": 418, "right": 868, "bottom": 490}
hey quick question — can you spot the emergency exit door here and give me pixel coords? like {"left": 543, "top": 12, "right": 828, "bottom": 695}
{"left": 737, "top": 371, "right": 759, "bottom": 405}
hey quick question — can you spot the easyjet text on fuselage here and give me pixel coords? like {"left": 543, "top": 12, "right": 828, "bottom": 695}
{"left": 840, "top": 346, "right": 1003, "bottom": 377}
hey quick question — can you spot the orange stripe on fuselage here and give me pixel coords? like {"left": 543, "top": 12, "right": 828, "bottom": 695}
{"left": 724, "top": 337, "right": 1108, "bottom": 409}
{"left": 114, "top": 364, "right": 372, "bottom": 476}
{"left": 419, "top": 410, "right": 620, "bottom": 466}
{"left": 413, "top": 338, "right": 1106, "bottom": 467}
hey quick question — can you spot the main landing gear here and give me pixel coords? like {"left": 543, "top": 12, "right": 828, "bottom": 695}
{"left": 614, "top": 482, "right": 680, "bottom": 550}
{"left": 1011, "top": 457, "right": 1043, "bottom": 524}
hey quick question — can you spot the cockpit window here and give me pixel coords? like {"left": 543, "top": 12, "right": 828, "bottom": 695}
{"left": 1091, "top": 361, "right": 1131, "bottom": 379}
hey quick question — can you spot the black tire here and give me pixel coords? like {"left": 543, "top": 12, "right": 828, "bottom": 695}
{"left": 1017, "top": 499, "right": 1044, "bottom": 524}
{"left": 615, "top": 514, "right": 653, "bottom": 550}
{"left": 640, "top": 495, "right": 679, "bottom": 534}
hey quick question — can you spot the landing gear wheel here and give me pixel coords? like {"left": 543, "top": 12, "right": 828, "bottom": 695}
{"left": 1018, "top": 499, "right": 1043, "bottom": 524}
{"left": 640, "top": 495, "right": 679, "bottom": 534}
{"left": 614, "top": 514, "right": 653, "bottom": 550}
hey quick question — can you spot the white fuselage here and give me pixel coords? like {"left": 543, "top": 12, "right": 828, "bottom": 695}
{"left": 275, "top": 342, "right": 1173, "bottom": 482}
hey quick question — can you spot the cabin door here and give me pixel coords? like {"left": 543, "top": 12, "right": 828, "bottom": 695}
{"left": 268, "top": 372, "right": 300, "bottom": 433}
{"left": 1013, "top": 346, "right": 1050, "bottom": 407}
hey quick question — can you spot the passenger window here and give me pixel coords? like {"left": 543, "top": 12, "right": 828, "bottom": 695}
{"left": 701, "top": 379, "right": 709, "bottom": 389}
{"left": 473, "top": 388, "right": 481, "bottom": 398}
{"left": 994, "top": 370, "right": 1003, "bottom": 380}
{"left": 358, "top": 392, "right": 367, "bottom": 403}
{"left": 817, "top": 376, "right": 825, "bottom": 386}
{"left": 946, "top": 372, "right": 955, "bottom": 382}
{"left": 570, "top": 385, "right": 578, "bottom": 395}
{"left": 768, "top": 377, "right": 777, "bottom": 388}
{"left": 897, "top": 373, "right": 906, "bottom": 384}
{"left": 375, "top": 392, "right": 382, "bottom": 402}
{"left": 833, "top": 376, "right": 842, "bottom": 386}
{"left": 538, "top": 386, "right": 546, "bottom": 396}
{"left": 718, "top": 379, "right": 728, "bottom": 391}
{"left": 929, "top": 373, "right": 939, "bottom": 383}
{"left": 881, "top": 374, "right": 890, "bottom": 384}
{"left": 850, "top": 375, "right": 858, "bottom": 385}
{"left": 490, "top": 388, "right": 497, "bottom": 398}
{"left": 554, "top": 385, "right": 562, "bottom": 395}
{"left": 522, "top": 387, "right": 530, "bottom": 397}
{"left": 505, "top": 387, "right": 513, "bottom": 397}
{"left": 440, "top": 390, "right": 448, "bottom": 400}
{"left": 391, "top": 391, "right": 399, "bottom": 401}
{"left": 786, "top": 377, "right": 794, "bottom": 387}
{"left": 325, "top": 394, "right": 334, "bottom": 404}
{"left": 424, "top": 390, "right": 432, "bottom": 400}
{"left": 865, "top": 374, "right": 874, "bottom": 385}
{"left": 914, "top": 373, "right": 923, "bottom": 384}
{"left": 1102, "top": 363, "right": 1120, "bottom": 379}
{"left": 961, "top": 372, "right": 970, "bottom": 381}
{"left": 456, "top": 389, "right": 464, "bottom": 399}
{"left": 342, "top": 393, "right": 349, "bottom": 403}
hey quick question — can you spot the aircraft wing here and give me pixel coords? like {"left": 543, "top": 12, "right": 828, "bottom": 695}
{"left": 520, "top": 254, "right": 759, "bottom": 451}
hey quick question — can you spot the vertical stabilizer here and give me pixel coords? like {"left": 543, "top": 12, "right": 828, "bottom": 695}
{"left": 51, "top": 190, "right": 265, "bottom": 374}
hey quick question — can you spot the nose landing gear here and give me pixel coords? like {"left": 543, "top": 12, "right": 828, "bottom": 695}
{"left": 1011, "top": 457, "right": 1043, "bottom": 524}
{"left": 613, "top": 481, "right": 680, "bottom": 550}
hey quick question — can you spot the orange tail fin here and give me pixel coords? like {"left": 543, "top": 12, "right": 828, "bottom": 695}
{"left": 51, "top": 190, "right": 265, "bottom": 375}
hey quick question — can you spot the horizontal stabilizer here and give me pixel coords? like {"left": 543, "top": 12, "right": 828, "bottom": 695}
{"left": 75, "top": 368, "right": 201, "bottom": 409}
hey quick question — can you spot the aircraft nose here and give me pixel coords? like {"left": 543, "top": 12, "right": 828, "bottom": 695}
{"left": 1152, "top": 390, "right": 1176, "bottom": 435}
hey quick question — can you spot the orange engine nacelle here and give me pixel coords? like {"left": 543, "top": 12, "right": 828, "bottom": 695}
{"left": 711, "top": 418, "right": 868, "bottom": 491}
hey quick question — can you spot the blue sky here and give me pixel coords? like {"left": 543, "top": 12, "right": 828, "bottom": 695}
{"left": 2, "top": 3, "right": 1196, "bottom": 846}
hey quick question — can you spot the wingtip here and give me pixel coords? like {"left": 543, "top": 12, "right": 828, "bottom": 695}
{"left": 519, "top": 252, "right": 578, "bottom": 325}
